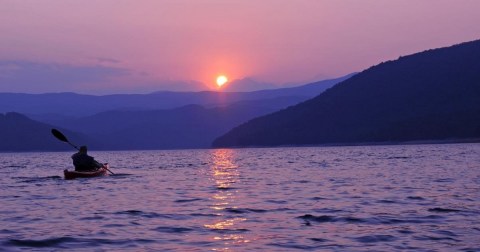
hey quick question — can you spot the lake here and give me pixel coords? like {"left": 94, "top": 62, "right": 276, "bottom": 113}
{"left": 1, "top": 144, "right": 480, "bottom": 251}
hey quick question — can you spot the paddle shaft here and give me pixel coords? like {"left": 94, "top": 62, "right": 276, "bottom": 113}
{"left": 69, "top": 142, "right": 80, "bottom": 151}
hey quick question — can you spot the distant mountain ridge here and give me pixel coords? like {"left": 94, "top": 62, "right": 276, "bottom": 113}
{"left": 0, "top": 74, "right": 354, "bottom": 117}
{"left": 0, "top": 75, "right": 354, "bottom": 151}
{"left": 40, "top": 97, "right": 312, "bottom": 150}
{"left": 212, "top": 39, "right": 480, "bottom": 147}
{"left": 0, "top": 112, "right": 89, "bottom": 151}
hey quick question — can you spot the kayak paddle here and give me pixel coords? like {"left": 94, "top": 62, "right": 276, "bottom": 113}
{"left": 51, "top": 128, "right": 79, "bottom": 150}
{"left": 51, "top": 128, "right": 114, "bottom": 175}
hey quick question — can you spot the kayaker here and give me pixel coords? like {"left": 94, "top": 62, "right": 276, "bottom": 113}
{"left": 71, "top": 146, "right": 103, "bottom": 172}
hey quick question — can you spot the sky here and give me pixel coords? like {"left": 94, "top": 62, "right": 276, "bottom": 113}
{"left": 0, "top": 0, "right": 479, "bottom": 94}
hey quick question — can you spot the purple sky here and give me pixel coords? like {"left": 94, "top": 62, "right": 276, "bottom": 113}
{"left": 1, "top": 0, "right": 479, "bottom": 94}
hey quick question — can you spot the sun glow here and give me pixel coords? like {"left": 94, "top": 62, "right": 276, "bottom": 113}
{"left": 216, "top": 75, "right": 228, "bottom": 87}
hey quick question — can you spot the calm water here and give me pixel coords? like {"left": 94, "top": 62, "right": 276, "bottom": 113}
{"left": 1, "top": 144, "right": 480, "bottom": 251}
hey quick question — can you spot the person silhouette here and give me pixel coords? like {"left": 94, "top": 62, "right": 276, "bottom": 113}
{"left": 71, "top": 146, "right": 103, "bottom": 172}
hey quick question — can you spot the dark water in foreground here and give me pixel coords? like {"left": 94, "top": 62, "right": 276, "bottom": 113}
{"left": 1, "top": 144, "right": 480, "bottom": 251}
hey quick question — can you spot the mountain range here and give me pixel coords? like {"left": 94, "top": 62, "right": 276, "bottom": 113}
{"left": 0, "top": 75, "right": 353, "bottom": 151}
{"left": 212, "top": 39, "right": 480, "bottom": 147}
{"left": 3, "top": 39, "right": 479, "bottom": 151}
{"left": 0, "top": 74, "right": 352, "bottom": 118}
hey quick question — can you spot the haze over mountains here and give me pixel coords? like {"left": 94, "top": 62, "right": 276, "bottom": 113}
{"left": 0, "top": 75, "right": 353, "bottom": 151}
{"left": 0, "top": 75, "right": 351, "bottom": 117}
{"left": 213, "top": 39, "right": 480, "bottom": 147}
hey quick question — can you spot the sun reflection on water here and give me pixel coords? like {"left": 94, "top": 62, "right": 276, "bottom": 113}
{"left": 204, "top": 149, "right": 250, "bottom": 250}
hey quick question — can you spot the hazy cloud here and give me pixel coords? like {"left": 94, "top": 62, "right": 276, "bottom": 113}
{"left": 148, "top": 80, "right": 206, "bottom": 92}
{"left": 0, "top": 60, "right": 213, "bottom": 94}
{"left": 90, "top": 57, "right": 122, "bottom": 64}
{"left": 223, "top": 78, "right": 277, "bottom": 92}
{"left": 0, "top": 60, "right": 130, "bottom": 93}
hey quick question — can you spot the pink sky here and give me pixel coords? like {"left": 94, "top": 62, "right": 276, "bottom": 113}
{"left": 1, "top": 0, "right": 479, "bottom": 93}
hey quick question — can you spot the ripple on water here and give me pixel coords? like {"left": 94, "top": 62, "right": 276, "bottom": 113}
{"left": 224, "top": 207, "right": 268, "bottom": 214}
{"left": 353, "top": 234, "right": 397, "bottom": 243}
{"left": 299, "top": 214, "right": 371, "bottom": 224}
{"left": 4, "top": 236, "right": 157, "bottom": 249}
{"left": 79, "top": 215, "right": 105, "bottom": 221}
{"left": 114, "top": 210, "right": 174, "bottom": 219}
{"left": 0, "top": 229, "right": 16, "bottom": 235}
{"left": 153, "top": 226, "right": 194, "bottom": 233}
{"left": 407, "top": 196, "right": 426, "bottom": 200}
{"left": 265, "top": 199, "right": 288, "bottom": 204}
{"left": 309, "top": 238, "right": 330, "bottom": 243}
{"left": 5, "top": 237, "right": 77, "bottom": 248}
{"left": 174, "top": 198, "right": 203, "bottom": 203}
{"left": 298, "top": 214, "right": 336, "bottom": 223}
{"left": 428, "top": 207, "right": 461, "bottom": 213}
{"left": 413, "top": 235, "right": 461, "bottom": 242}
{"left": 297, "top": 213, "right": 448, "bottom": 226}
{"left": 268, "top": 242, "right": 343, "bottom": 250}
{"left": 14, "top": 176, "right": 62, "bottom": 183}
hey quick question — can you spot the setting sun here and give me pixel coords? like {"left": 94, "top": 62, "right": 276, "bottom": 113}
{"left": 216, "top": 75, "right": 228, "bottom": 87}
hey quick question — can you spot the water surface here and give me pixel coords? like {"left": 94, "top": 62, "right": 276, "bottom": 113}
{"left": 1, "top": 144, "right": 480, "bottom": 251}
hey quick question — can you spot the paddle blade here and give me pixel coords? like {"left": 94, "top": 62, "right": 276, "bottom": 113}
{"left": 51, "top": 129, "right": 68, "bottom": 142}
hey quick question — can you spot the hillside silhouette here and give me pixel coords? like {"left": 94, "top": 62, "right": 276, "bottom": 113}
{"left": 0, "top": 75, "right": 354, "bottom": 151}
{"left": 52, "top": 104, "right": 275, "bottom": 150}
{"left": 213, "top": 39, "right": 480, "bottom": 147}
{"left": 0, "top": 112, "right": 90, "bottom": 151}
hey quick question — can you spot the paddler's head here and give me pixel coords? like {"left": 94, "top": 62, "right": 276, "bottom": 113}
{"left": 79, "top": 146, "right": 87, "bottom": 153}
